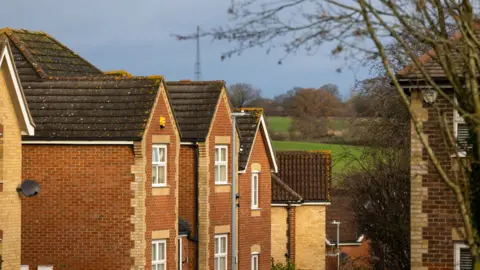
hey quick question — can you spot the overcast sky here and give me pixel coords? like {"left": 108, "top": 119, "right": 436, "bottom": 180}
{"left": 0, "top": 0, "right": 370, "bottom": 98}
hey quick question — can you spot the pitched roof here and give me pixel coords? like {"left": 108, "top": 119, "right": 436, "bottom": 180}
{"left": 236, "top": 108, "right": 262, "bottom": 170}
{"left": 1, "top": 28, "right": 102, "bottom": 79}
{"left": 274, "top": 151, "right": 331, "bottom": 202}
{"left": 236, "top": 108, "right": 278, "bottom": 172}
{"left": 326, "top": 189, "right": 363, "bottom": 244}
{"left": 166, "top": 81, "right": 224, "bottom": 141}
{"left": 1, "top": 28, "right": 162, "bottom": 140}
{"left": 271, "top": 174, "right": 303, "bottom": 203}
{"left": 397, "top": 23, "right": 480, "bottom": 80}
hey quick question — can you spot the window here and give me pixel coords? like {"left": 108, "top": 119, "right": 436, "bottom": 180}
{"left": 152, "top": 240, "right": 167, "bottom": 270}
{"left": 214, "top": 234, "right": 228, "bottom": 270}
{"left": 215, "top": 146, "right": 228, "bottom": 184}
{"left": 251, "top": 253, "right": 259, "bottom": 270}
{"left": 454, "top": 109, "right": 469, "bottom": 154}
{"left": 178, "top": 237, "right": 183, "bottom": 270}
{"left": 152, "top": 145, "right": 167, "bottom": 186}
{"left": 455, "top": 243, "right": 473, "bottom": 270}
{"left": 37, "top": 267, "right": 53, "bottom": 270}
{"left": 251, "top": 173, "right": 259, "bottom": 209}
{"left": 21, "top": 266, "right": 29, "bottom": 270}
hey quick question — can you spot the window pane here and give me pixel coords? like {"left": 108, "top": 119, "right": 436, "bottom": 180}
{"left": 215, "top": 238, "right": 219, "bottom": 253}
{"left": 215, "top": 148, "right": 219, "bottom": 162}
{"left": 219, "top": 257, "right": 226, "bottom": 270}
{"left": 159, "top": 243, "right": 165, "bottom": 260}
{"left": 221, "top": 148, "right": 226, "bottom": 161}
{"left": 159, "top": 264, "right": 165, "bottom": 270}
{"left": 152, "top": 166, "right": 158, "bottom": 184}
{"left": 158, "top": 166, "right": 165, "bottom": 184}
{"left": 153, "top": 148, "right": 159, "bottom": 162}
{"left": 220, "top": 165, "right": 227, "bottom": 183}
{"left": 152, "top": 243, "right": 157, "bottom": 261}
{"left": 214, "top": 258, "right": 219, "bottom": 270}
{"left": 159, "top": 147, "right": 165, "bottom": 162}
{"left": 152, "top": 265, "right": 157, "bottom": 270}
{"left": 221, "top": 237, "right": 226, "bottom": 253}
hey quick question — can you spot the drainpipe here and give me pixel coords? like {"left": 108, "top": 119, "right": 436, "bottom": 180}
{"left": 286, "top": 202, "right": 292, "bottom": 270}
{"left": 194, "top": 142, "right": 199, "bottom": 270}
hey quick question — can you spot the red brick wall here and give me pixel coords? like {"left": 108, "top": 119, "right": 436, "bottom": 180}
{"left": 238, "top": 128, "right": 272, "bottom": 270}
{"left": 145, "top": 86, "right": 179, "bottom": 270}
{"left": 208, "top": 95, "right": 233, "bottom": 269}
{"left": 22, "top": 145, "right": 135, "bottom": 269}
{"left": 178, "top": 145, "right": 197, "bottom": 270}
{"left": 415, "top": 91, "right": 464, "bottom": 269}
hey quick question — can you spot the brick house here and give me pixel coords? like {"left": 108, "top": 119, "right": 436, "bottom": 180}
{"left": 271, "top": 151, "right": 331, "bottom": 270}
{"left": 165, "top": 84, "right": 278, "bottom": 270}
{"left": 397, "top": 33, "right": 475, "bottom": 269}
{"left": 0, "top": 37, "right": 35, "bottom": 270}
{"left": 325, "top": 189, "right": 369, "bottom": 269}
{"left": 0, "top": 28, "right": 180, "bottom": 269}
{"left": 236, "top": 108, "right": 278, "bottom": 270}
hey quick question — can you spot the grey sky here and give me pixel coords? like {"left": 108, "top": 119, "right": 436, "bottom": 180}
{"left": 1, "top": 0, "right": 370, "bottom": 98}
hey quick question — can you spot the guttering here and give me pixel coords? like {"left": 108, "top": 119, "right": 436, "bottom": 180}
{"left": 271, "top": 203, "right": 302, "bottom": 207}
{"left": 286, "top": 202, "right": 292, "bottom": 265}
{"left": 301, "top": 202, "right": 331, "bottom": 206}
{"left": 22, "top": 140, "right": 134, "bottom": 145}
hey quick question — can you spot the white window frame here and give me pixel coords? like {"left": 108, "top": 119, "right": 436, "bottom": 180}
{"left": 152, "top": 145, "right": 167, "bottom": 187}
{"left": 214, "top": 234, "right": 228, "bottom": 270}
{"left": 251, "top": 253, "right": 259, "bottom": 270}
{"left": 453, "top": 96, "right": 469, "bottom": 157}
{"left": 215, "top": 145, "right": 228, "bottom": 184}
{"left": 37, "top": 267, "right": 53, "bottom": 270}
{"left": 21, "top": 266, "right": 29, "bottom": 270}
{"left": 178, "top": 237, "right": 183, "bottom": 270}
{"left": 251, "top": 172, "right": 259, "bottom": 209}
{"left": 455, "top": 242, "right": 472, "bottom": 270}
{"left": 152, "top": 239, "right": 167, "bottom": 270}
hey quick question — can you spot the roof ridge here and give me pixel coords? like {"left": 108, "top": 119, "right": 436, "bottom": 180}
{"left": 397, "top": 21, "right": 480, "bottom": 77}
{"left": 42, "top": 75, "right": 163, "bottom": 82}
{"left": 167, "top": 80, "right": 225, "bottom": 85}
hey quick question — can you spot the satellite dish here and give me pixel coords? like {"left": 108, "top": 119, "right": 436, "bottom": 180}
{"left": 16, "top": 180, "right": 40, "bottom": 197}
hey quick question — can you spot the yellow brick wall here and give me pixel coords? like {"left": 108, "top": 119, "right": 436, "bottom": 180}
{"left": 295, "top": 205, "right": 326, "bottom": 270}
{"left": 0, "top": 59, "right": 24, "bottom": 268}
{"left": 271, "top": 207, "right": 288, "bottom": 264}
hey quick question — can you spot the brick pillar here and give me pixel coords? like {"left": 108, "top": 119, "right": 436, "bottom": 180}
{"left": 131, "top": 141, "right": 147, "bottom": 269}
{"left": 289, "top": 207, "right": 296, "bottom": 264}
{"left": 410, "top": 90, "right": 429, "bottom": 270}
{"left": 198, "top": 142, "right": 210, "bottom": 270}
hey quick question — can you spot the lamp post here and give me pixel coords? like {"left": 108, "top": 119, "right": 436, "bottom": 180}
{"left": 331, "top": 220, "right": 341, "bottom": 270}
{"left": 231, "top": 110, "right": 248, "bottom": 270}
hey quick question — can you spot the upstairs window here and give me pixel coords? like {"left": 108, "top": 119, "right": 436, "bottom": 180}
{"left": 214, "top": 234, "right": 228, "bottom": 270}
{"left": 215, "top": 146, "right": 228, "bottom": 184}
{"left": 251, "top": 253, "right": 259, "bottom": 270}
{"left": 251, "top": 173, "right": 259, "bottom": 209}
{"left": 152, "top": 240, "right": 167, "bottom": 270}
{"left": 152, "top": 145, "right": 167, "bottom": 186}
{"left": 455, "top": 243, "right": 472, "bottom": 270}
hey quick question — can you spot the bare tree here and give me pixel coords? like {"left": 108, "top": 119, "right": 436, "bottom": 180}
{"left": 175, "top": 0, "right": 480, "bottom": 265}
{"left": 228, "top": 83, "right": 261, "bottom": 108}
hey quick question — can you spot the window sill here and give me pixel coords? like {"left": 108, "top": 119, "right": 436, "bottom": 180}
{"left": 251, "top": 209, "right": 261, "bottom": 217}
{"left": 215, "top": 184, "right": 231, "bottom": 193}
{"left": 451, "top": 152, "right": 467, "bottom": 158}
{"left": 152, "top": 186, "right": 170, "bottom": 196}
{"left": 214, "top": 182, "right": 230, "bottom": 186}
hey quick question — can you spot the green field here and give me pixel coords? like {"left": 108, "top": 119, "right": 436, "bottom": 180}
{"left": 272, "top": 141, "right": 364, "bottom": 175}
{"left": 267, "top": 116, "right": 292, "bottom": 132}
{"left": 267, "top": 116, "right": 353, "bottom": 132}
